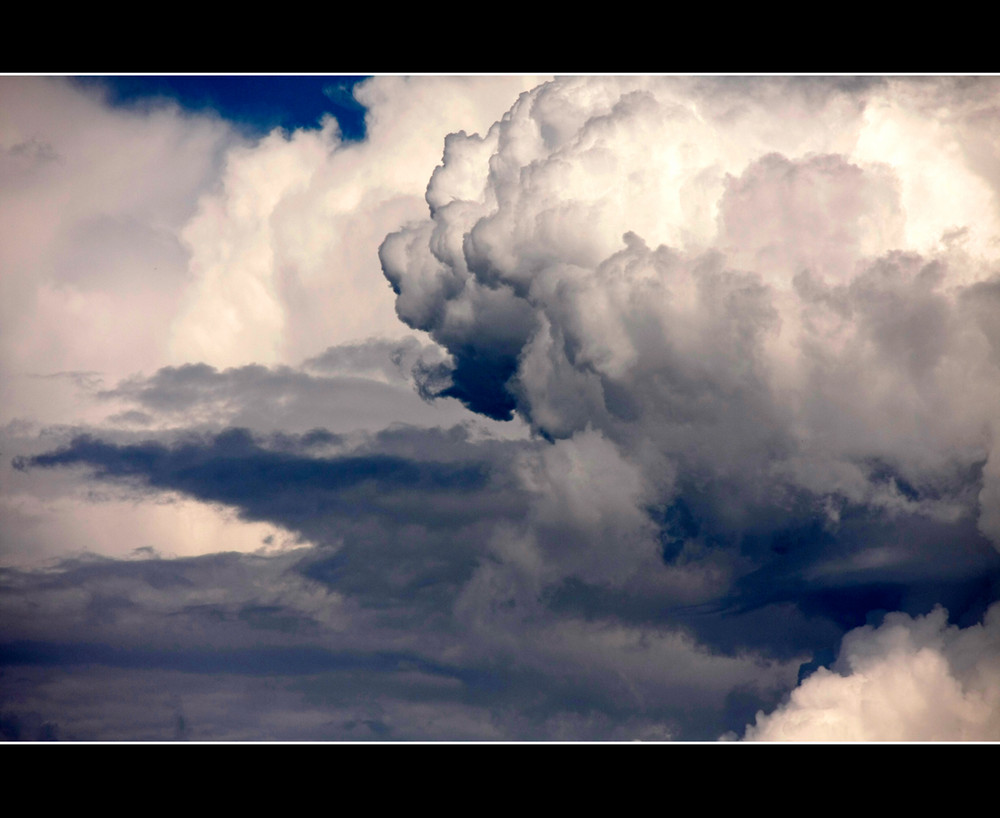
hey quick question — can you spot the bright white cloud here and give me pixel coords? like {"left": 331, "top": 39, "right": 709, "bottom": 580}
{"left": 744, "top": 604, "right": 1000, "bottom": 741}
{"left": 0, "top": 77, "right": 237, "bottom": 423}
{"left": 169, "top": 75, "right": 549, "bottom": 370}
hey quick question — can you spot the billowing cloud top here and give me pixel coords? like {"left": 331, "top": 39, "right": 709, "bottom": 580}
{"left": 381, "top": 76, "right": 1000, "bottom": 552}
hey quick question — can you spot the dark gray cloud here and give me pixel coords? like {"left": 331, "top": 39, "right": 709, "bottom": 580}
{"left": 5, "top": 417, "right": 806, "bottom": 739}
{"left": 0, "top": 531, "right": 795, "bottom": 740}
{"left": 12, "top": 411, "right": 999, "bottom": 738}
{"left": 18, "top": 428, "right": 487, "bottom": 496}
{"left": 13, "top": 427, "right": 522, "bottom": 545}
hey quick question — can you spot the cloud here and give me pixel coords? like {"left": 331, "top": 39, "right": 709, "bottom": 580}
{"left": 6, "top": 75, "right": 1000, "bottom": 741}
{"left": 97, "top": 341, "right": 475, "bottom": 435}
{"left": 15, "top": 427, "right": 501, "bottom": 535}
{"left": 743, "top": 603, "right": 1000, "bottom": 740}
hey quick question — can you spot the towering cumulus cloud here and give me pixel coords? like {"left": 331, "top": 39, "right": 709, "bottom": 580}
{"left": 381, "top": 76, "right": 1000, "bottom": 738}
{"left": 381, "top": 76, "right": 1000, "bottom": 549}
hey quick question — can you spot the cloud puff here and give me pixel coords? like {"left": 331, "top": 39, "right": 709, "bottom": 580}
{"left": 744, "top": 603, "right": 1000, "bottom": 740}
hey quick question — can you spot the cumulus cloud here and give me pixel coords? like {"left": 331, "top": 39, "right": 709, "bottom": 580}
{"left": 744, "top": 604, "right": 1000, "bottom": 740}
{"left": 381, "top": 76, "right": 1000, "bottom": 559}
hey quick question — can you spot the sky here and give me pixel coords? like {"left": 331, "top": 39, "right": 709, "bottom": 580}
{"left": 2, "top": 74, "right": 1000, "bottom": 742}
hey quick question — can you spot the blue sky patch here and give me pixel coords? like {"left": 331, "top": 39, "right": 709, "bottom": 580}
{"left": 74, "top": 75, "right": 370, "bottom": 139}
